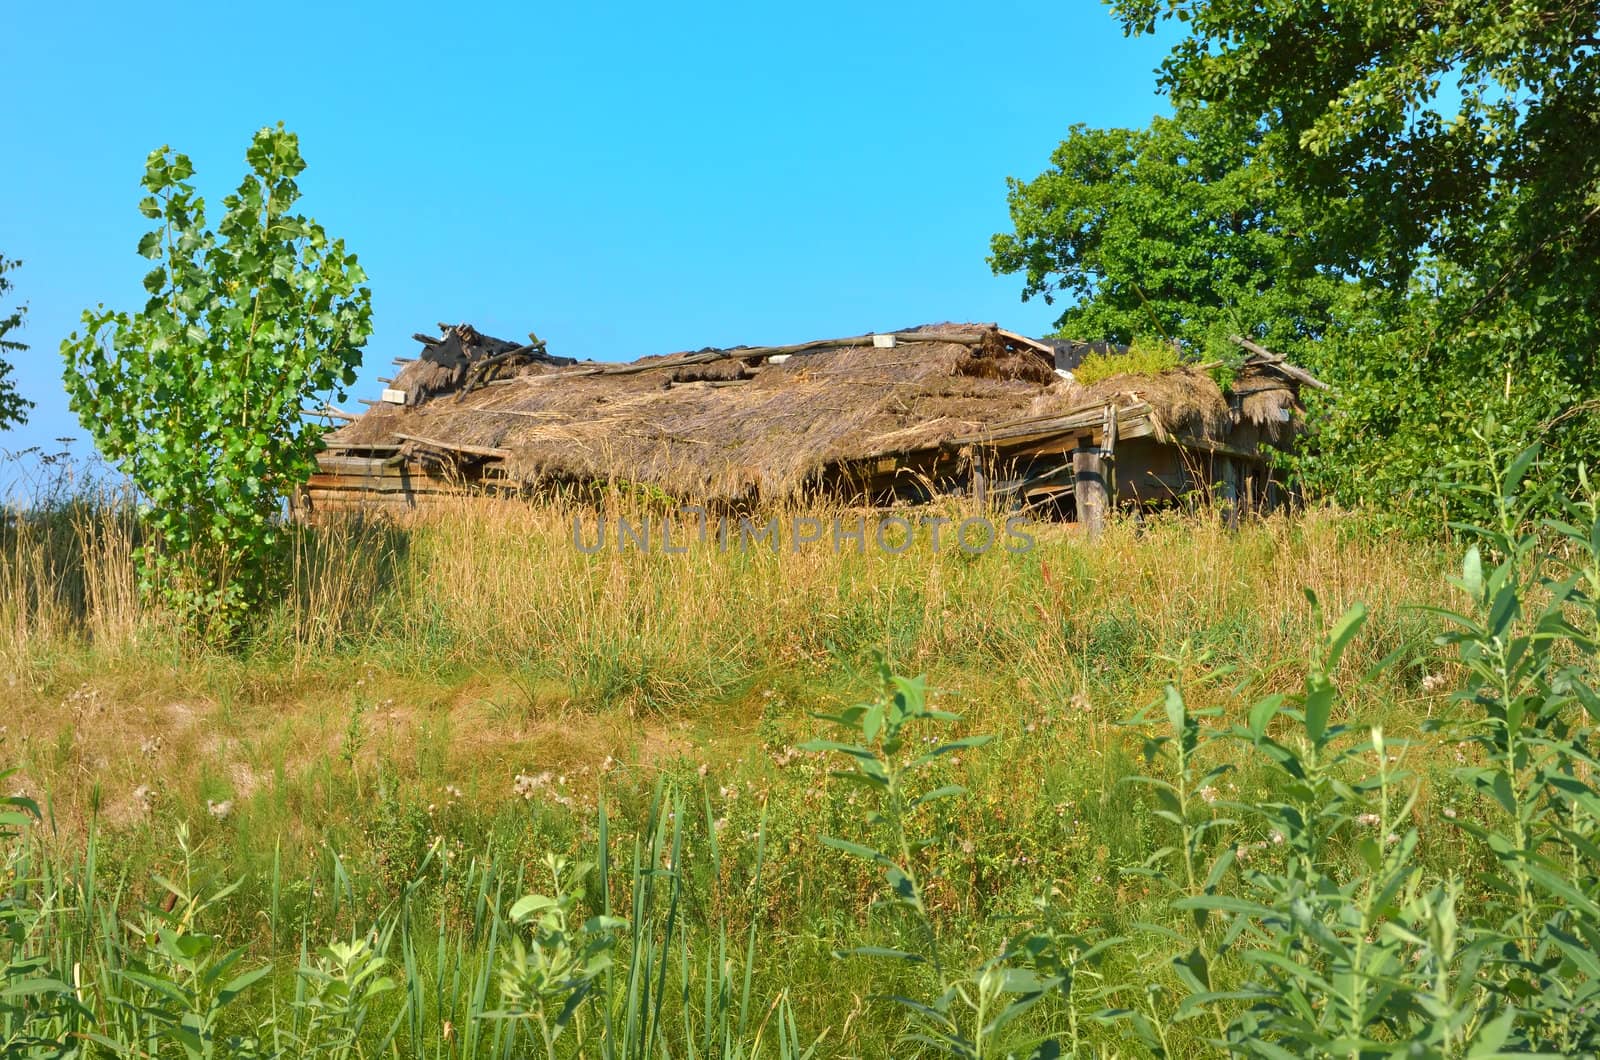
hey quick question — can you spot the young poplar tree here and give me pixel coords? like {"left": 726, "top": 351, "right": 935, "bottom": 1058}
{"left": 62, "top": 125, "right": 373, "bottom": 632}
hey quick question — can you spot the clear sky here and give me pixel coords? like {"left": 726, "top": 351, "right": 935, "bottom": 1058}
{"left": 1, "top": 0, "right": 1174, "bottom": 467}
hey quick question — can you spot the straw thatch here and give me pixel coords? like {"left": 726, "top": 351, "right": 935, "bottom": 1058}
{"left": 313, "top": 322, "right": 1324, "bottom": 510}
{"left": 1033, "top": 366, "right": 1236, "bottom": 440}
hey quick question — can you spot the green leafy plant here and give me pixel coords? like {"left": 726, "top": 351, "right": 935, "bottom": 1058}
{"left": 0, "top": 770, "right": 90, "bottom": 1056}
{"left": 290, "top": 935, "right": 401, "bottom": 1059}
{"left": 110, "top": 824, "right": 272, "bottom": 1058}
{"left": 804, "top": 664, "right": 1082, "bottom": 1059}
{"left": 1117, "top": 439, "right": 1600, "bottom": 1056}
{"left": 488, "top": 852, "right": 626, "bottom": 1059}
{"left": 61, "top": 125, "right": 372, "bottom": 633}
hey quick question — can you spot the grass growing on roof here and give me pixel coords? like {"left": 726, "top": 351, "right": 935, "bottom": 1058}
{"left": 1070, "top": 335, "right": 1180, "bottom": 385}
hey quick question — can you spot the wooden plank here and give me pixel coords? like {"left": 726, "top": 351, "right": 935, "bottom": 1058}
{"left": 992, "top": 328, "right": 1057, "bottom": 358}
{"left": 393, "top": 432, "right": 511, "bottom": 459}
{"left": 313, "top": 455, "right": 413, "bottom": 474}
{"left": 992, "top": 459, "right": 1076, "bottom": 500}
{"left": 305, "top": 480, "right": 458, "bottom": 497}
{"left": 321, "top": 442, "right": 401, "bottom": 453}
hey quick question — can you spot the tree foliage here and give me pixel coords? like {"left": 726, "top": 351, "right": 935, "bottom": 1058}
{"left": 61, "top": 125, "right": 372, "bottom": 630}
{"left": 0, "top": 255, "right": 33, "bottom": 430}
{"left": 1114, "top": 0, "right": 1600, "bottom": 292}
{"left": 1108, "top": 0, "right": 1600, "bottom": 519}
{"left": 990, "top": 106, "right": 1342, "bottom": 363}
{"left": 995, "top": 2, "right": 1600, "bottom": 522}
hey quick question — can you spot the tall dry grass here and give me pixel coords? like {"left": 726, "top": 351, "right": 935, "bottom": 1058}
{"left": 3, "top": 493, "right": 1446, "bottom": 686}
{"left": 0, "top": 495, "right": 141, "bottom": 663}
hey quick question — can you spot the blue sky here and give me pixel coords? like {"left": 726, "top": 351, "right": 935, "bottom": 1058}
{"left": 1, "top": 0, "right": 1173, "bottom": 466}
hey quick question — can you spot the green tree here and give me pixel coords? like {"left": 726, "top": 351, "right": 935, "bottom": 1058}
{"left": 0, "top": 255, "right": 33, "bottom": 429}
{"left": 62, "top": 125, "right": 372, "bottom": 631}
{"left": 1107, "top": 0, "right": 1600, "bottom": 517}
{"left": 989, "top": 106, "right": 1342, "bottom": 362}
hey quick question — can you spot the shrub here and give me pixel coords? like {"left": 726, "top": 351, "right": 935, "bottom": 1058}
{"left": 61, "top": 125, "right": 372, "bottom": 635}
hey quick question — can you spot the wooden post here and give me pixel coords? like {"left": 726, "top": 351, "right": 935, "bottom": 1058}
{"left": 1073, "top": 443, "right": 1107, "bottom": 540}
{"left": 971, "top": 461, "right": 988, "bottom": 511}
{"left": 1219, "top": 456, "right": 1240, "bottom": 531}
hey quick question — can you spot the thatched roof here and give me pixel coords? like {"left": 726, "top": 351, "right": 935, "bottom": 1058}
{"left": 317, "top": 323, "right": 1322, "bottom": 505}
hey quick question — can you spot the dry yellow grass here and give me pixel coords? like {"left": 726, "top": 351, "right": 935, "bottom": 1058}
{"left": 0, "top": 494, "right": 1453, "bottom": 844}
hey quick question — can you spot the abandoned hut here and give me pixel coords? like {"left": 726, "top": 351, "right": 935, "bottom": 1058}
{"left": 300, "top": 323, "right": 1326, "bottom": 526}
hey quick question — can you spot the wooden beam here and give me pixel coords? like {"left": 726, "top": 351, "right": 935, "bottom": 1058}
{"left": 393, "top": 432, "right": 511, "bottom": 460}
{"left": 992, "top": 328, "right": 1057, "bottom": 359}
{"left": 1230, "top": 335, "right": 1330, "bottom": 391}
{"left": 1073, "top": 443, "right": 1108, "bottom": 540}
{"left": 320, "top": 442, "right": 401, "bottom": 453}
{"left": 1168, "top": 432, "right": 1268, "bottom": 464}
{"left": 301, "top": 406, "right": 357, "bottom": 422}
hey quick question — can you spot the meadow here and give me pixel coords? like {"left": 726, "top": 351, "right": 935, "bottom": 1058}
{"left": 2, "top": 464, "right": 1596, "bottom": 1057}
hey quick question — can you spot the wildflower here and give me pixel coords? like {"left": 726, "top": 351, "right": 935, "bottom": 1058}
{"left": 140, "top": 736, "right": 163, "bottom": 756}
{"left": 1198, "top": 785, "right": 1219, "bottom": 805}
{"left": 207, "top": 799, "right": 233, "bottom": 821}
{"left": 513, "top": 772, "right": 552, "bottom": 799}
{"left": 697, "top": 763, "right": 709, "bottom": 778}
{"left": 1421, "top": 672, "right": 1449, "bottom": 693}
{"left": 1355, "top": 813, "right": 1381, "bottom": 827}
{"left": 1270, "top": 830, "right": 1285, "bottom": 845}
{"left": 1385, "top": 832, "right": 1400, "bottom": 846}
{"left": 1443, "top": 807, "right": 1457, "bottom": 819}
{"left": 132, "top": 785, "right": 153, "bottom": 811}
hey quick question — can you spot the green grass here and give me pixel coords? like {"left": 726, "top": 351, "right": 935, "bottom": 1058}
{"left": 4, "top": 482, "right": 1596, "bottom": 1056}
{"left": 1069, "top": 338, "right": 1179, "bottom": 385}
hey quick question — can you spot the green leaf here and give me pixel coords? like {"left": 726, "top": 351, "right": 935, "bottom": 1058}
{"left": 1304, "top": 676, "right": 1334, "bottom": 745}
{"left": 1324, "top": 603, "right": 1367, "bottom": 671}
{"left": 1248, "top": 693, "right": 1284, "bottom": 740}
